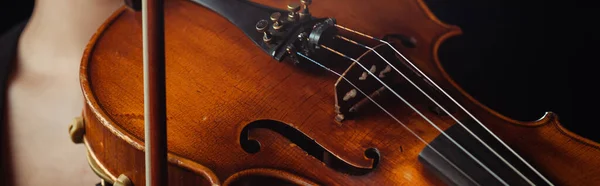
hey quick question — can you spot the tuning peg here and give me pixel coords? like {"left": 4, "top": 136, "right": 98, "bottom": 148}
{"left": 270, "top": 12, "right": 283, "bottom": 30}
{"left": 300, "top": 0, "right": 312, "bottom": 20}
{"left": 255, "top": 19, "right": 273, "bottom": 43}
{"left": 287, "top": 3, "right": 301, "bottom": 22}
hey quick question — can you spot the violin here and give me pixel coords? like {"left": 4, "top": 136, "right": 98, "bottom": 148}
{"left": 67, "top": 0, "right": 598, "bottom": 185}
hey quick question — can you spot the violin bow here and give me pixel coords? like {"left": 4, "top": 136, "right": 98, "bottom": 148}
{"left": 142, "top": 0, "right": 168, "bottom": 185}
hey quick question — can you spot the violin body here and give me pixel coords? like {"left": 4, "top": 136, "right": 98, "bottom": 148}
{"left": 77, "top": 0, "right": 599, "bottom": 185}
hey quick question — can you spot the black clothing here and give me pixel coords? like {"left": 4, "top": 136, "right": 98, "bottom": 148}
{"left": 0, "top": 19, "right": 27, "bottom": 186}
{"left": 0, "top": 20, "right": 26, "bottom": 131}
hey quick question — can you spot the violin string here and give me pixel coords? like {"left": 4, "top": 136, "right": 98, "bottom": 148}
{"left": 334, "top": 34, "right": 535, "bottom": 185}
{"left": 317, "top": 45, "right": 507, "bottom": 185}
{"left": 334, "top": 24, "right": 553, "bottom": 185}
{"left": 295, "top": 52, "right": 481, "bottom": 186}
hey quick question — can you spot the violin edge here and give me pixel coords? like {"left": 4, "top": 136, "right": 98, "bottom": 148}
{"left": 429, "top": 24, "right": 600, "bottom": 149}
{"left": 429, "top": 21, "right": 600, "bottom": 186}
{"left": 80, "top": 5, "right": 223, "bottom": 185}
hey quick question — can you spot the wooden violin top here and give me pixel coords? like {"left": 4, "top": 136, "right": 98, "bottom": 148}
{"left": 78, "top": 0, "right": 597, "bottom": 185}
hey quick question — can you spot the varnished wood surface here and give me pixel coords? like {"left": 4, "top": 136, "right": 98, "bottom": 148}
{"left": 80, "top": 0, "right": 600, "bottom": 185}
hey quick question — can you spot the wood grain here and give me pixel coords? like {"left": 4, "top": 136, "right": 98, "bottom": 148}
{"left": 79, "top": 0, "right": 600, "bottom": 185}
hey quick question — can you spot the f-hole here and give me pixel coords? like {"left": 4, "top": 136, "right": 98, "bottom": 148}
{"left": 240, "top": 120, "right": 380, "bottom": 176}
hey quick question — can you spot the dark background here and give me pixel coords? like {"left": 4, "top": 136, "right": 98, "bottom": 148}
{"left": 0, "top": 1, "right": 584, "bottom": 141}
{"left": 1, "top": 1, "right": 34, "bottom": 33}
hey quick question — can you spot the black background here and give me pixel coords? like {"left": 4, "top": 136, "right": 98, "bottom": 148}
{"left": 0, "top": 1, "right": 584, "bottom": 141}
{"left": 1, "top": 1, "right": 33, "bottom": 33}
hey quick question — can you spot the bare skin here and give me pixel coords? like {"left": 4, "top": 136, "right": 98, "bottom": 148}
{"left": 6, "top": 0, "right": 123, "bottom": 185}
